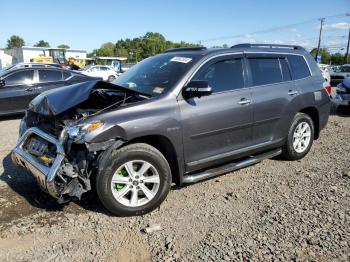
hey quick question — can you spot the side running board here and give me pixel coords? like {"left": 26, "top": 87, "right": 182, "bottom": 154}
{"left": 182, "top": 148, "right": 282, "bottom": 184}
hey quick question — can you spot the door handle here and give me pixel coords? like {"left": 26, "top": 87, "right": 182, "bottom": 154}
{"left": 288, "top": 90, "right": 299, "bottom": 96}
{"left": 238, "top": 98, "right": 251, "bottom": 105}
{"left": 25, "top": 87, "right": 34, "bottom": 92}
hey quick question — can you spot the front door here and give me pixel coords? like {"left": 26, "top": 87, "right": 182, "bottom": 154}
{"left": 179, "top": 54, "right": 254, "bottom": 172}
{"left": 0, "top": 69, "right": 37, "bottom": 114}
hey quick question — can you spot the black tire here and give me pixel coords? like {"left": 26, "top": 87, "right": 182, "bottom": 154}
{"left": 107, "top": 75, "right": 116, "bottom": 82}
{"left": 96, "top": 143, "right": 171, "bottom": 216}
{"left": 281, "top": 113, "right": 314, "bottom": 161}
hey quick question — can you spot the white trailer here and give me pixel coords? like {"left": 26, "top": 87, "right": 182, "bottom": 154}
{"left": 5, "top": 47, "right": 87, "bottom": 64}
{"left": 0, "top": 50, "right": 12, "bottom": 69}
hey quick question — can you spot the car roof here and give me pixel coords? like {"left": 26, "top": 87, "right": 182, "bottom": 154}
{"left": 0, "top": 67, "right": 83, "bottom": 77}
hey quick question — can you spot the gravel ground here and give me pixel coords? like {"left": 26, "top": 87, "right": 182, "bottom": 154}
{"left": 0, "top": 108, "right": 349, "bottom": 261}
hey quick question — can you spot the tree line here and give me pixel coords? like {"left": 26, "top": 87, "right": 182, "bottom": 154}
{"left": 3, "top": 33, "right": 349, "bottom": 65}
{"left": 5, "top": 35, "right": 69, "bottom": 49}
{"left": 90, "top": 32, "right": 197, "bottom": 62}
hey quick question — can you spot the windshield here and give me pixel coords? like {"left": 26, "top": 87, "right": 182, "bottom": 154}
{"left": 112, "top": 53, "right": 198, "bottom": 96}
{"left": 340, "top": 66, "right": 350, "bottom": 73}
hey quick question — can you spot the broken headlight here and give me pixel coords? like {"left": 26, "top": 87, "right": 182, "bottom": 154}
{"left": 66, "top": 121, "right": 104, "bottom": 142}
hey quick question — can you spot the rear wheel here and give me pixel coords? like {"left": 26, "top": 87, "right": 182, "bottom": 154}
{"left": 282, "top": 113, "right": 314, "bottom": 160}
{"left": 96, "top": 143, "right": 171, "bottom": 216}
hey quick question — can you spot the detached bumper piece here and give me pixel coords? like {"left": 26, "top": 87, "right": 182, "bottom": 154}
{"left": 12, "top": 127, "right": 90, "bottom": 202}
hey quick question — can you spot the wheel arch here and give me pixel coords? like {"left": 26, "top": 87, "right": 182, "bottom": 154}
{"left": 125, "top": 135, "right": 182, "bottom": 185}
{"left": 299, "top": 107, "right": 320, "bottom": 139}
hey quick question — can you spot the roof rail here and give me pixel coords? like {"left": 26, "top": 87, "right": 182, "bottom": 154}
{"left": 231, "top": 43, "right": 305, "bottom": 50}
{"left": 163, "top": 46, "right": 207, "bottom": 53}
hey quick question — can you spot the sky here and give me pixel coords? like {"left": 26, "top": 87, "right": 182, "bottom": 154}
{"left": 1, "top": 0, "right": 349, "bottom": 52}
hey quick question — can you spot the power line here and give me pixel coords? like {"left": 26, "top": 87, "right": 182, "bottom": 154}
{"left": 195, "top": 12, "right": 350, "bottom": 43}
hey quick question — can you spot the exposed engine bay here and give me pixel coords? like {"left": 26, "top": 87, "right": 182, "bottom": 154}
{"left": 18, "top": 81, "right": 148, "bottom": 203}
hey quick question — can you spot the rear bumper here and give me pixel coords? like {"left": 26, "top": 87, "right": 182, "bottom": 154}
{"left": 11, "top": 127, "right": 65, "bottom": 198}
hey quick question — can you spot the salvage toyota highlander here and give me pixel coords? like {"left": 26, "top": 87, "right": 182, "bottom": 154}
{"left": 12, "top": 44, "right": 331, "bottom": 216}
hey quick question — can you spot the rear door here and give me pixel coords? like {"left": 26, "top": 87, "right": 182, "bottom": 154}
{"left": 179, "top": 54, "right": 254, "bottom": 172}
{"left": 0, "top": 69, "right": 36, "bottom": 114}
{"left": 36, "top": 69, "right": 65, "bottom": 94}
{"left": 247, "top": 54, "right": 298, "bottom": 144}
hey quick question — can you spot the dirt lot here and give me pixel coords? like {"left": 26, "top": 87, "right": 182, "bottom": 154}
{"left": 0, "top": 109, "right": 349, "bottom": 261}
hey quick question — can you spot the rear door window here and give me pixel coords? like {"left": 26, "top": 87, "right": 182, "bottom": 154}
{"left": 279, "top": 58, "right": 292, "bottom": 81}
{"left": 248, "top": 58, "right": 282, "bottom": 86}
{"left": 193, "top": 58, "right": 244, "bottom": 93}
{"left": 286, "top": 55, "right": 310, "bottom": 80}
{"left": 4, "top": 70, "right": 34, "bottom": 86}
{"left": 39, "top": 70, "right": 63, "bottom": 82}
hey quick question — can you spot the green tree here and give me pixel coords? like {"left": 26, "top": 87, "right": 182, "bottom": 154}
{"left": 114, "top": 32, "right": 197, "bottom": 62}
{"left": 34, "top": 40, "right": 50, "bottom": 47}
{"left": 6, "top": 35, "right": 25, "bottom": 49}
{"left": 58, "top": 44, "right": 70, "bottom": 49}
{"left": 95, "top": 42, "right": 115, "bottom": 57}
{"left": 330, "top": 53, "right": 346, "bottom": 65}
{"left": 310, "top": 48, "right": 331, "bottom": 64}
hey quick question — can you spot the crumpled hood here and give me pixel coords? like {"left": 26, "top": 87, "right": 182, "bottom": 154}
{"left": 28, "top": 80, "right": 130, "bottom": 116}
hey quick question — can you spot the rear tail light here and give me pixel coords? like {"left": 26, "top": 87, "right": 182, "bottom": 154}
{"left": 323, "top": 82, "right": 331, "bottom": 96}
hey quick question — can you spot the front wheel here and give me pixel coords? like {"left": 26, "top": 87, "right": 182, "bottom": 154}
{"left": 282, "top": 113, "right": 314, "bottom": 160}
{"left": 96, "top": 143, "right": 171, "bottom": 216}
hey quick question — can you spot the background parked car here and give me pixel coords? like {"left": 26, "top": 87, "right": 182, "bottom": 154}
{"left": 79, "top": 65, "right": 118, "bottom": 82}
{"left": 1, "top": 62, "right": 64, "bottom": 73}
{"left": 0, "top": 67, "right": 101, "bottom": 115}
{"left": 318, "top": 63, "right": 331, "bottom": 83}
{"left": 333, "top": 76, "right": 350, "bottom": 109}
{"left": 330, "top": 64, "right": 350, "bottom": 87}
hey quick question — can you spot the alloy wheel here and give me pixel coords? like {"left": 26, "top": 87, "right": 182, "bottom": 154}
{"left": 110, "top": 160, "right": 160, "bottom": 207}
{"left": 292, "top": 121, "right": 311, "bottom": 153}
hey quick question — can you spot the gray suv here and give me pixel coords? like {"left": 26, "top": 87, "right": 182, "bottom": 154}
{"left": 12, "top": 44, "right": 331, "bottom": 216}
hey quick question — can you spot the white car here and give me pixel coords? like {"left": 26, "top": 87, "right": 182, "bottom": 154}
{"left": 318, "top": 63, "right": 331, "bottom": 83}
{"left": 79, "top": 65, "right": 118, "bottom": 82}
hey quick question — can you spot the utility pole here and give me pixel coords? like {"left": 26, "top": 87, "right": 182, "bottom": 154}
{"left": 345, "top": 13, "right": 350, "bottom": 63}
{"left": 346, "top": 26, "right": 350, "bottom": 63}
{"left": 316, "top": 17, "right": 325, "bottom": 62}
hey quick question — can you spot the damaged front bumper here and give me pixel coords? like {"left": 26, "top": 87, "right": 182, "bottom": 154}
{"left": 11, "top": 127, "right": 65, "bottom": 199}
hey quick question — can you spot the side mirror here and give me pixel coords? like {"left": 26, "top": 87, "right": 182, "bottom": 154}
{"left": 0, "top": 78, "right": 5, "bottom": 87}
{"left": 183, "top": 80, "right": 212, "bottom": 98}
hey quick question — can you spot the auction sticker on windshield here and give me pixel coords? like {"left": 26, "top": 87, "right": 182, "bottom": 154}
{"left": 170, "top": 57, "right": 192, "bottom": 63}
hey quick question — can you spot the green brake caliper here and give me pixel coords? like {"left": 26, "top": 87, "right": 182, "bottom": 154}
{"left": 115, "top": 168, "right": 128, "bottom": 190}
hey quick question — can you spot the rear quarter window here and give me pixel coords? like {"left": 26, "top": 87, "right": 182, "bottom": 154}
{"left": 287, "top": 55, "right": 311, "bottom": 80}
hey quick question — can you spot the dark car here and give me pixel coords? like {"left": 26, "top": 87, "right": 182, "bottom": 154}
{"left": 0, "top": 67, "right": 101, "bottom": 115}
{"left": 12, "top": 44, "right": 330, "bottom": 216}
{"left": 330, "top": 64, "right": 350, "bottom": 87}
{"left": 334, "top": 76, "right": 350, "bottom": 108}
